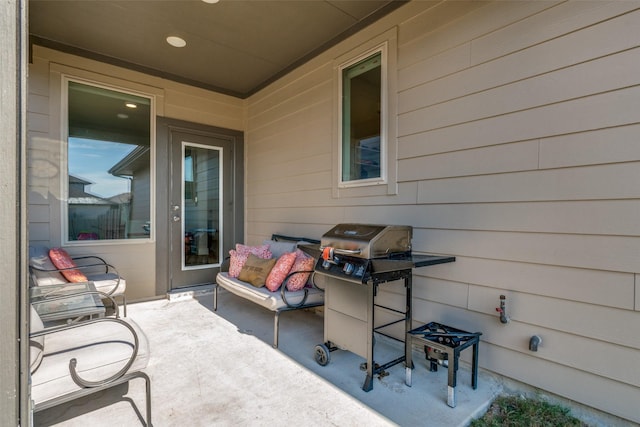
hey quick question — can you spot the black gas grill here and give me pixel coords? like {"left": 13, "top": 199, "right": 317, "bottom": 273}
{"left": 312, "top": 224, "right": 455, "bottom": 391}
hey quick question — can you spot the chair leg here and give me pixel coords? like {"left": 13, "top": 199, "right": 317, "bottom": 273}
{"left": 140, "top": 372, "right": 152, "bottom": 426}
{"left": 121, "top": 294, "right": 127, "bottom": 317}
{"left": 273, "top": 311, "right": 281, "bottom": 348}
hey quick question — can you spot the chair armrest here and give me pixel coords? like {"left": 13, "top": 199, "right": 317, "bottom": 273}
{"left": 30, "top": 317, "right": 140, "bottom": 388}
{"left": 31, "top": 263, "right": 122, "bottom": 296}
{"left": 280, "top": 270, "right": 318, "bottom": 308}
{"left": 72, "top": 255, "right": 110, "bottom": 274}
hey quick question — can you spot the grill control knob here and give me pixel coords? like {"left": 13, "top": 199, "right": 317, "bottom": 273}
{"left": 343, "top": 263, "right": 354, "bottom": 275}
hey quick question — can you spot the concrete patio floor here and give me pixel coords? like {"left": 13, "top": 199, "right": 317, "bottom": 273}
{"left": 35, "top": 287, "right": 504, "bottom": 426}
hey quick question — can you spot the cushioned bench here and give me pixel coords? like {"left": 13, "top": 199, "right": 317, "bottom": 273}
{"left": 213, "top": 235, "right": 324, "bottom": 348}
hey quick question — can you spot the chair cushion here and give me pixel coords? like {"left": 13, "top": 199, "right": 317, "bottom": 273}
{"left": 29, "top": 246, "right": 67, "bottom": 286}
{"left": 216, "top": 272, "right": 324, "bottom": 311}
{"left": 87, "top": 273, "right": 127, "bottom": 296}
{"left": 48, "top": 248, "right": 88, "bottom": 283}
{"left": 30, "top": 318, "right": 149, "bottom": 405}
{"left": 30, "top": 305, "right": 44, "bottom": 374}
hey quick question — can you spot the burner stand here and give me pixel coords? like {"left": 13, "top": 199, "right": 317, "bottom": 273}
{"left": 405, "top": 322, "right": 482, "bottom": 407}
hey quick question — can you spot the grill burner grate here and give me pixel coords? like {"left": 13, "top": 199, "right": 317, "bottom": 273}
{"left": 407, "top": 322, "right": 482, "bottom": 407}
{"left": 411, "top": 322, "right": 480, "bottom": 348}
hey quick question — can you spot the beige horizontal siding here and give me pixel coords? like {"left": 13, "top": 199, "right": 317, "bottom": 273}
{"left": 344, "top": 201, "right": 640, "bottom": 236}
{"left": 400, "top": 5, "right": 640, "bottom": 110}
{"left": 415, "top": 256, "right": 634, "bottom": 310}
{"left": 242, "top": 1, "right": 640, "bottom": 422}
{"left": 417, "top": 163, "right": 640, "bottom": 203}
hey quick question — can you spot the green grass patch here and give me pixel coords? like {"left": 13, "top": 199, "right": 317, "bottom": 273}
{"left": 471, "top": 395, "right": 588, "bottom": 427}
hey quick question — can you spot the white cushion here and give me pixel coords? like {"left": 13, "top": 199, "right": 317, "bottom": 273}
{"left": 30, "top": 305, "right": 44, "bottom": 374}
{"left": 87, "top": 273, "right": 127, "bottom": 296}
{"left": 31, "top": 318, "right": 149, "bottom": 405}
{"left": 216, "top": 272, "right": 323, "bottom": 311}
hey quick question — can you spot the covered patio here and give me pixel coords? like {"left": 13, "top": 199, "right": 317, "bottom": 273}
{"left": 35, "top": 289, "right": 502, "bottom": 426}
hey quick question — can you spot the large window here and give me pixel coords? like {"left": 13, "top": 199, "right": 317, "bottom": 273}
{"left": 65, "top": 80, "right": 152, "bottom": 242}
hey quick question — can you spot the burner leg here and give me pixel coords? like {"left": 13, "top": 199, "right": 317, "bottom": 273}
{"left": 362, "top": 374, "right": 374, "bottom": 392}
{"left": 448, "top": 386, "right": 456, "bottom": 408}
{"left": 472, "top": 340, "right": 479, "bottom": 389}
{"left": 446, "top": 348, "right": 458, "bottom": 408}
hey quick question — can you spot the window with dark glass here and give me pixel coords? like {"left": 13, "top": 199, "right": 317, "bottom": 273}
{"left": 341, "top": 51, "right": 382, "bottom": 183}
{"left": 66, "top": 81, "right": 152, "bottom": 241}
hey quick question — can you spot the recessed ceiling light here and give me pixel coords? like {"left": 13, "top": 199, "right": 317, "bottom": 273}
{"left": 166, "top": 35, "right": 186, "bottom": 48}
{"left": 202, "top": 0, "right": 220, "bottom": 3}
{"left": 125, "top": 102, "right": 137, "bottom": 109}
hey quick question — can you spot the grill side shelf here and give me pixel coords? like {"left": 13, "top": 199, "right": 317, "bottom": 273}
{"left": 411, "top": 255, "right": 456, "bottom": 268}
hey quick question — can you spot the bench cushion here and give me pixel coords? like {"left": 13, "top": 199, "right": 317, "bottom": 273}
{"left": 216, "top": 272, "right": 324, "bottom": 311}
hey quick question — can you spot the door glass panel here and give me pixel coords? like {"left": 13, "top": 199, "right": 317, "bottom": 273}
{"left": 182, "top": 143, "right": 221, "bottom": 269}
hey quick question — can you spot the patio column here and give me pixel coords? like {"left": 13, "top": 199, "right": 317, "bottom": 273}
{"left": 0, "top": 0, "right": 28, "bottom": 425}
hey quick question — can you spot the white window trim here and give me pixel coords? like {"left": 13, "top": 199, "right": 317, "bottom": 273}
{"left": 60, "top": 74, "right": 157, "bottom": 245}
{"left": 338, "top": 45, "right": 387, "bottom": 188}
{"left": 332, "top": 27, "right": 398, "bottom": 198}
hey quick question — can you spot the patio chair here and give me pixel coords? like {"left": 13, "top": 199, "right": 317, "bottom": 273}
{"left": 30, "top": 302, "right": 151, "bottom": 425}
{"left": 29, "top": 246, "right": 128, "bottom": 316}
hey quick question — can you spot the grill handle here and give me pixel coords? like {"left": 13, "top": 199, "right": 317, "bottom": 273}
{"left": 320, "top": 246, "right": 362, "bottom": 256}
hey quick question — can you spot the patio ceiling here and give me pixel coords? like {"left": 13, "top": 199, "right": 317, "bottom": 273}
{"left": 29, "top": 0, "right": 406, "bottom": 99}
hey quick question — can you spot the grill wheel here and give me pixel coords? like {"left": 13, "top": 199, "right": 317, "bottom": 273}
{"left": 314, "top": 344, "right": 331, "bottom": 366}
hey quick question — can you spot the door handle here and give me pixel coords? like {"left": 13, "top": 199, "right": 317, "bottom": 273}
{"left": 173, "top": 215, "right": 181, "bottom": 222}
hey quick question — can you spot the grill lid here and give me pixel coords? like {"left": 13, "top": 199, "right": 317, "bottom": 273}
{"left": 320, "top": 223, "right": 412, "bottom": 259}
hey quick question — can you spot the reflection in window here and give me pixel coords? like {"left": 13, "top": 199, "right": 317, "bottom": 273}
{"left": 341, "top": 51, "right": 383, "bottom": 183}
{"left": 66, "top": 81, "right": 152, "bottom": 241}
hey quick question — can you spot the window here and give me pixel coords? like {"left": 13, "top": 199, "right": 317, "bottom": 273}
{"left": 340, "top": 51, "right": 383, "bottom": 184}
{"left": 65, "top": 80, "right": 152, "bottom": 242}
{"left": 333, "top": 32, "right": 397, "bottom": 197}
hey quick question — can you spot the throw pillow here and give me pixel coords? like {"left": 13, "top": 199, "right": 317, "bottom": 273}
{"left": 238, "top": 254, "right": 277, "bottom": 287}
{"left": 265, "top": 251, "right": 297, "bottom": 292}
{"left": 286, "top": 249, "right": 315, "bottom": 291}
{"left": 228, "top": 244, "right": 273, "bottom": 278}
{"left": 48, "top": 248, "right": 88, "bottom": 283}
{"left": 263, "top": 239, "right": 296, "bottom": 259}
{"left": 29, "top": 246, "right": 67, "bottom": 286}
{"left": 236, "top": 243, "right": 272, "bottom": 258}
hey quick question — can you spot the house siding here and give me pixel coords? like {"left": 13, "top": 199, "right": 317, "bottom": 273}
{"left": 27, "top": 45, "right": 244, "bottom": 300}
{"left": 244, "top": 1, "right": 640, "bottom": 423}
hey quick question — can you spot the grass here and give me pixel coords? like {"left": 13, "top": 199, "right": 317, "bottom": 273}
{"left": 470, "top": 395, "right": 588, "bottom": 427}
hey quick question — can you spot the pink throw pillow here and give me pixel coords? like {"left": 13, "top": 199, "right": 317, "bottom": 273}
{"left": 265, "top": 252, "right": 297, "bottom": 292}
{"left": 228, "top": 244, "right": 273, "bottom": 278}
{"left": 236, "top": 243, "right": 271, "bottom": 258}
{"left": 286, "top": 249, "right": 315, "bottom": 291}
{"left": 48, "top": 248, "right": 88, "bottom": 283}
